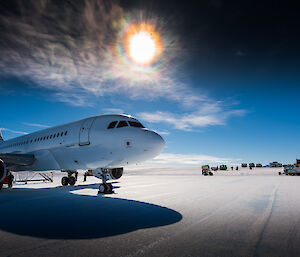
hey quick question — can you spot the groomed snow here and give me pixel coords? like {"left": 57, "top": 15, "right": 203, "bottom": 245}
{"left": 1, "top": 167, "right": 300, "bottom": 257}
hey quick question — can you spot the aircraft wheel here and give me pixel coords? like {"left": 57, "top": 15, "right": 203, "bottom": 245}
{"left": 209, "top": 172, "right": 213, "bottom": 176}
{"left": 69, "top": 176, "right": 76, "bottom": 186}
{"left": 107, "top": 183, "right": 113, "bottom": 193}
{"left": 98, "top": 183, "right": 107, "bottom": 194}
{"left": 61, "top": 176, "right": 69, "bottom": 186}
{"left": 278, "top": 172, "right": 281, "bottom": 175}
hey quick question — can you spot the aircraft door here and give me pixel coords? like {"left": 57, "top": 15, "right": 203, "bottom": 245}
{"left": 79, "top": 117, "right": 96, "bottom": 146}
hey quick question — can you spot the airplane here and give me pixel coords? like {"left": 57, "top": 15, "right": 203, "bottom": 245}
{"left": 0, "top": 114, "right": 165, "bottom": 193}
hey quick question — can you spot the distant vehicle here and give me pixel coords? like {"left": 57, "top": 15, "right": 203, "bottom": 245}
{"left": 202, "top": 170, "right": 213, "bottom": 176}
{"left": 241, "top": 163, "right": 247, "bottom": 167}
{"left": 201, "top": 165, "right": 213, "bottom": 176}
{"left": 270, "top": 161, "right": 283, "bottom": 167}
{"left": 201, "top": 165, "right": 210, "bottom": 170}
{"left": 219, "top": 165, "right": 227, "bottom": 170}
{"left": 211, "top": 166, "right": 218, "bottom": 171}
{"left": 249, "top": 163, "right": 255, "bottom": 168}
{"left": 279, "top": 165, "right": 300, "bottom": 176}
{"left": 256, "top": 163, "right": 262, "bottom": 167}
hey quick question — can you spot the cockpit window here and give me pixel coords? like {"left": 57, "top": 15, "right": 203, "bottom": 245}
{"left": 117, "top": 120, "right": 128, "bottom": 128}
{"left": 107, "top": 121, "right": 118, "bottom": 129}
{"left": 128, "top": 121, "right": 145, "bottom": 128}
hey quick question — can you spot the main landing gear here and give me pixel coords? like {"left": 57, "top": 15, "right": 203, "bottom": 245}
{"left": 61, "top": 170, "right": 78, "bottom": 186}
{"left": 96, "top": 168, "right": 114, "bottom": 194}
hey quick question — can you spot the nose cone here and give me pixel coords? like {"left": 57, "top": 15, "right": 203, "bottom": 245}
{"left": 144, "top": 130, "right": 165, "bottom": 157}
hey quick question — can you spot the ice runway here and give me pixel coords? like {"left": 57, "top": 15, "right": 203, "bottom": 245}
{"left": 1, "top": 167, "right": 300, "bottom": 257}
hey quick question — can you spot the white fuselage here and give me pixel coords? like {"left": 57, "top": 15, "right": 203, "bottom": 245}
{"left": 0, "top": 114, "right": 165, "bottom": 171}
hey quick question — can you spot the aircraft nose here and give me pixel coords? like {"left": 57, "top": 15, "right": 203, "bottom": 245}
{"left": 145, "top": 130, "right": 165, "bottom": 155}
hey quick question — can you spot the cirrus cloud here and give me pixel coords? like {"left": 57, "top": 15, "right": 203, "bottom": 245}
{"left": 0, "top": 0, "right": 186, "bottom": 105}
{"left": 138, "top": 102, "right": 246, "bottom": 131}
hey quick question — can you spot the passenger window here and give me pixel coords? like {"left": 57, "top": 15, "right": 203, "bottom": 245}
{"left": 61, "top": 132, "right": 63, "bottom": 136}
{"left": 57, "top": 133, "right": 59, "bottom": 137}
{"left": 65, "top": 131, "right": 67, "bottom": 136}
{"left": 43, "top": 136, "right": 46, "bottom": 140}
{"left": 53, "top": 134, "right": 56, "bottom": 138}
{"left": 117, "top": 121, "right": 128, "bottom": 128}
{"left": 50, "top": 135, "right": 52, "bottom": 139}
{"left": 47, "top": 136, "right": 49, "bottom": 139}
{"left": 128, "top": 121, "right": 145, "bottom": 128}
{"left": 107, "top": 121, "right": 118, "bottom": 129}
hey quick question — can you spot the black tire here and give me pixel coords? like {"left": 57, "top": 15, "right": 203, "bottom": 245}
{"left": 209, "top": 172, "right": 213, "bottom": 176}
{"left": 107, "top": 183, "right": 113, "bottom": 193}
{"left": 278, "top": 172, "right": 281, "bottom": 175}
{"left": 61, "top": 176, "right": 69, "bottom": 186}
{"left": 69, "top": 176, "right": 76, "bottom": 186}
{"left": 98, "top": 183, "right": 107, "bottom": 194}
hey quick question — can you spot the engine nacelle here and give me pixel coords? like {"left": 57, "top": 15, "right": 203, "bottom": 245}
{"left": 109, "top": 168, "right": 123, "bottom": 180}
{"left": 0, "top": 159, "right": 7, "bottom": 183}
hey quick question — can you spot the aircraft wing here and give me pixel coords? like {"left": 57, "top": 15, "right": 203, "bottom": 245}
{"left": 0, "top": 153, "right": 35, "bottom": 167}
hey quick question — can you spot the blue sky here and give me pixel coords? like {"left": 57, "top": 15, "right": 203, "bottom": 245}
{"left": 0, "top": 0, "right": 299, "bottom": 166}
{"left": 1, "top": 74, "right": 299, "bottom": 166}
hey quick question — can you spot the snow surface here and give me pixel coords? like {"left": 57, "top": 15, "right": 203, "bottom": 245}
{"left": 1, "top": 167, "right": 300, "bottom": 257}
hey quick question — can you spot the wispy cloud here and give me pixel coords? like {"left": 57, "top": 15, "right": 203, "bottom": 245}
{"left": 102, "top": 108, "right": 125, "bottom": 114}
{"left": 0, "top": 0, "right": 246, "bottom": 130}
{"left": 153, "top": 130, "right": 170, "bottom": 136}
{"left": 0, "top": 0, "right": 183, "bottom": 105}
{"left": 132, "top": 153, "right": 242, "bottom": 167}
{"left": 22, "top": 122, "right": 50, "bottom": 128}
{"left": 0, "top": 128, "right": 28, "bottom": 135}
{"left": 138, "top": 102, "right": 246, "bottom": 131}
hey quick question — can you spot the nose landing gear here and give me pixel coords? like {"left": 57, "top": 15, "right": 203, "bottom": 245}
{"left": 96, "top": 168, "right": 114, "bottom": 194}
{"left": 98, "top": 182, "right": 113, "bottom": 194}
{"left": 61, "top": 170, "right": 78, "bottom": 186}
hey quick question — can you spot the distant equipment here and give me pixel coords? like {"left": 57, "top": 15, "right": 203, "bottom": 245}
{"left": 270, "top": 161, "right": 283, "bottom": 167}
{"left": 256, "top": 163, "right": 262, "bottom": 167}
{"left": 201, "top": 165, "right": 210, "bottom": 170}
{"left": 211, "top": 166, "right": 218, "bottom": 171}
{"left": 201, "top": 165, "right": 213, "bottom": 176}
{"left": 279, "top": 159, "right": 300, "bottom": 176}
{"left": 241, "top": 163, "right": 247, "bottom": 167}
{"left": 219, "top": 165, "right": 227, "bottom": 170}
{"left": 249, "top": 163, "right": 255, "bottom": 168}
{"left": 279, "top": 165, "right": 300, "bottom": 176}
{"left": 14, "top": 171, "right": 53, "bottom": 184}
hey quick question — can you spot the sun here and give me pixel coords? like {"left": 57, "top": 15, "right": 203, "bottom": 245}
{"left": 124, "top": 23, "right": 162, "bottom": 66}
{"left": 129, "top": 31, "right": 156, "bottom": 65}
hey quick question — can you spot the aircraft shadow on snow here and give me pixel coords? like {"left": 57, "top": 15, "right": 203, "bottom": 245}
{"left": 0, "top": 184, "right": 182, "bottom": 239}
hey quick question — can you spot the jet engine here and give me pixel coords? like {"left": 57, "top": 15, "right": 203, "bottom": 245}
{"left": 109, "top": 168, "right": 123, "bottom": 180}
{"left": 0, "top": 159, "right": 7, "bottom": 183}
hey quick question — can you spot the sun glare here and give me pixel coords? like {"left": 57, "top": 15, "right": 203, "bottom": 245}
{"left": 129, "top": 31, "right": 156, "bottom": 65}
{"left": 124, "top": 23, "right": 162, "bottom": 66}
